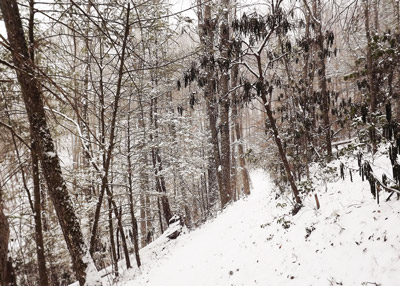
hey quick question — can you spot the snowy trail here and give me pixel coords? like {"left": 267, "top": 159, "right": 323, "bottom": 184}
{"left": 120, "top": 170, "right": 276, "bottom": 286}
{"left": 118, "top": 168, "right": 400, "bottom": 286}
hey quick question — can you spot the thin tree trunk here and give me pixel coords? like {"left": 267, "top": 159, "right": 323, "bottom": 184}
{"left": 230, "top": 125, "right": 237, "bottom": 201}
{"left": 115, "top": 204, "right": 131, "bottom": 269}
{"left": 126, "top": 103, "right": 141, "bottom": 267}
{"left": 313, "top": 0, "right": 332, "bottom": 160}
{"left": 150, "top": 97, "right": 172, "bottom": 224}
{"left": 157, "top": 198, "right": 164, "bottom": 234}
{"left": 256, "top": 51, "right": 302, "bottom": 206}
{"left": 137, "top": 92, "right": 150, "bottom": 248}
{"left": 0, "top": 188, "right": 9, "bottom": 286}
{"left": 89, "top": 4, "right": 131, "bottom": 257}
{"left": 32, "top": 143, "right": 49, "bottom": 286}
{"left": 107, "top": 198, "right": 118, "bottom": 277}
{"left": 363, "top": 0, "right": 378, "bottom": 153}
{"left": 231, "top": 47, "right": 251, "bottom": 197}
{"left": 28, "top": 2, "right": 49, "bottom": 284}
{"left": 0, "top": 1, "right": 100, "bottom": 284}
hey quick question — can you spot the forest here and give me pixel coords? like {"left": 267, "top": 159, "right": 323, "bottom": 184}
{"left": 0, "top": 0, "right": 399, "bottom": 285}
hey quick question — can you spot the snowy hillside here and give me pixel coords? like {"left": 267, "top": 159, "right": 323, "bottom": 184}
{"left": 111, "top": 165, "right": 400, "bottom": 286}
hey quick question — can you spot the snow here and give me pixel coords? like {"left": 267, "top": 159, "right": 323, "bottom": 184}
{"left": 83, "top": 252, "right": 103, "bottom": 286}
{"left": 86, "top": 159, "right": 400, "bottom": 286}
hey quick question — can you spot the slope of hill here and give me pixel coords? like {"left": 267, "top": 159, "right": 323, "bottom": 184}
{"left": 114, "top": 159, "right": 400, "bottom": 286}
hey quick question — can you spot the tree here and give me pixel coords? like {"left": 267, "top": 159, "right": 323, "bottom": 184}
{"left": 0, "top": 0, "right": 100, "bottom": 284}
{"left": 0, "top": 188, "right": 9, "bottom": 286}
{"left": 234, "top": 1, "right": 302, "bottom": 209}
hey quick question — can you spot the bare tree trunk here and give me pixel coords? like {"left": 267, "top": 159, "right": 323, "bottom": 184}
{"left": 0, "top": 189, "right": 9, "bottom": 286}
{"left": 115, "top": 203, "right": 131, "bottom": 269}
{"left": 126, "top": 102, "right": 141, "bottom": 267}
{"left": 89, "top": 4, "right": 131, "bottom": 258}
{"left": 107, "top": 198, "right": 118, "bottom": 277}
{"left": 137, "top": 92, "right": 151, "bottom": 248}
{"left": 255, "top": 50, "right": 302, "bottom": 207}
{"left": 219, "top": 0, "right": 232, "bottom": 208}
{"left": 230, "top": 124, "right": 237, "bottom": 201}
{"left": 363, "top": 0, "right": 378, "bottom": 153}
{"left": 150, "top": 97, "right": 172, "bottom": 224}
{"left": 28, "top": 2, "right": 49, "bottom": 284}
{"left": 198, "top": 1, "right": 222, "bottom": 208}
{"left": 0, "top": 1, "right": 100, "bottom": 284}
{"left": 231, "top": 47, "right": 251, "bottom": 197}
{"left": 32, "top": 143, "right": 49, "bottom": 286}
{"left": 313, "top": 0, "right": 332, "bottom": 160}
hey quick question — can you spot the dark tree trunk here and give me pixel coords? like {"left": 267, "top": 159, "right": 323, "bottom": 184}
{"left": 198, "top": 1, "right": 222, "bottom": 208}
{"left": 116, "top": 204, "right": 131, "bottom": 269}
{"left": 89, "top": 4, "right": 131, "bottom": 258}
{"left": 255, "top": 50, "right": 302, "bottom": 206}
{"left": 127, "top": 107, "right": 141, "bottom": 267}
{"left": 107, "top": 198, "right": 118, "bottom": 277}
{"left": 28, "top": 3, "right": 49, "bottom": 284}
{"left": 150, "top": 97, "right": 173, "bottom": 224}
{"left": 32, "top": 143, "right": 49, "bottom": 286}
{"left": 0, "top": 1, "right": 99, "bottom": 284}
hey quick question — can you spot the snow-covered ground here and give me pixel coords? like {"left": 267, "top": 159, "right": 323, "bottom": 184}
{"left": 112, "top": 164, "right": 400, "bottom": 286}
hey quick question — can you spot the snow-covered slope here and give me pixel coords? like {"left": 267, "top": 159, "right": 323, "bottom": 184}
{"left": 114, "top": 167, "right": 400, "bottom": 286}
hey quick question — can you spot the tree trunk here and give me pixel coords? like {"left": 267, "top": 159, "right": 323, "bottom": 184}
{"left": 219, "top": 0, "right": 232, "bottom": 208}
{"left": 364, "top": 0, "right": 378, "bottom": 153}
{"left": 0, "top": 1, "right": 100, "bottom": 284}
{"left": 198, "top": 1, "right": 222, "bottom": 208}
{"left": 231, "top": 47, "right": 251, "bottom": 197}
{"left": 107, "top": 198, "right": 118, "bottom": 277}
{"left": 0, "top": 189, "right": 9, "bottom": 286}
{"left": 32, "top": 143, "right": 49, "bottom": 286}
{"left": 126, "top": 105, "right": 141, "bottom": 267}
{"left": 256, "top": 51, "right": 302, "bottom": 206}
{"left": 137, "top": 92, "right": 150, "bottom": 248}
{"left": 89, "top": 4, "right": 131, "bottom": 258}
{"left": 28, "top": 3, "right": 49, "bottom": 284}
{"left": 150, "top": 97, "right": 172, "bottom": 224}
{"left": 313, "top": 0, "right": 332, "bottom": 160}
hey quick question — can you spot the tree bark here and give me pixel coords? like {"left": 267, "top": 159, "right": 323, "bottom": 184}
{"left": 89, "top": 4, "right": 131, "bottom": 258}
{"left": 313, "top": 0, "right": 332, "bottom": 160}
{"left": 107, "top": 198, "right": 118, "bottom": 277}
{"left": 231, "top": 46, "right": 251, "bottom": 197}
{"left": 150, "top": 97, "right": 173, "bottom": 224}
{"left": 198, "top": 1, "right": 222, "bottom": 208}
{"left": 219, "top": 0, "right": 232, "bottom": 208}
{"left": 0, "top": 189, "right": 9, "bottom": 286}
{"left": 363, "top": 0, "right": 378, "bottom": 153}
{"left": 126, "top": 102, "right": 141, "bottom": 267}
{"left": 255, "top": 51, "right": 302, "bottom": 206}
{"left": 0, "top": 1, "right": 100, "bottom": 284}
{"left": 32, "top": 142, "right": 49, "bottom": 286}
{"left": 28, "top": 3, "right": 49, "bottom": 284}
